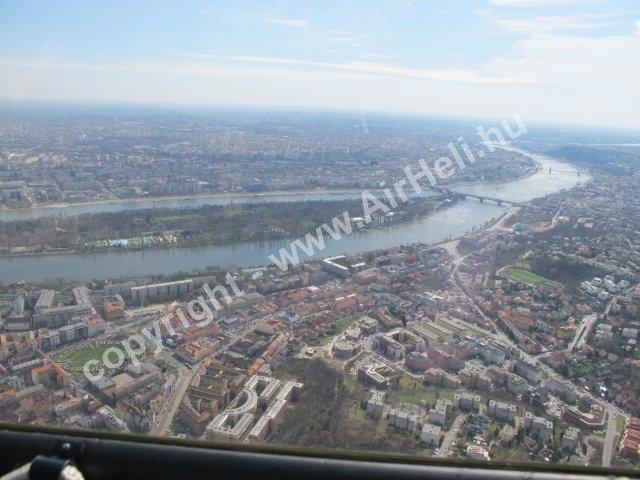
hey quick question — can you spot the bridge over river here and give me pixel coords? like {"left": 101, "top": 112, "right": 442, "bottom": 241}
{"left": 433, "top": 187, "right": 524, "bottom": 207}
{"left": 0, "top": 148, "right": 591, "bottom": 283}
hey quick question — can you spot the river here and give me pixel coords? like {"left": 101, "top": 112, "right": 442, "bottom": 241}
{"left": 0, "top": 149, "right": 589, "bottom": 284}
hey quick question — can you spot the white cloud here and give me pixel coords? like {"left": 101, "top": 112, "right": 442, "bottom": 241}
{"left": 174, "top": 52, "right": 217, "bottom": 59}
{"left": 0, "top": 55, "right": 534, "bottom": 86}
{"left": 359, "top": 52, "right": 397, "bottom": 60}
{"left": 225, "top": 55, "right": 533, "bottom": 84}
{"left": 486, "top": 10, "right": 635, "bottom": 35}
{"left": 489, "top": 0, "right": 591, "bottom": 6}
{"left": 226, "top": 55, "right": 309, "bottom": 65}
{"left": 3, "top": 10, "right": 639, "bottom": 129}
{"left": 496, "top": 15, "right": 628, "bottom": 34}
{"left": 197, "top": 4, "right": 215, "bottom": 17}
{"left": 1, "top": 52, "right": 637, "bottom": 129}
{"left": 487, "top": 32, "right": 640, "bottom": 92}
{"left": 328, "top": 36, "right": 362, "bottom": 46}
{"left": 266, "top": 18, "right": 310, "bottom": 28}
{"left": 485, "top": 9, "right": 640, "bottom": 87}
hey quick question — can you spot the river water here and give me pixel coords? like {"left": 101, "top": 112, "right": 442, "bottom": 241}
{"left": 0, "top": 150, "right": 589, "bottom": 284}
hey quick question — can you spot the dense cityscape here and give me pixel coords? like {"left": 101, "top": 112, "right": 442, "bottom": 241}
{"left": 1, "top": 107, "right": 640, "bottom": 469}
{"left": 1, "top": 0, "right": 640, "bottom": 477}
{"left": 0, "top": 109, "right": 532, "bottom": 204}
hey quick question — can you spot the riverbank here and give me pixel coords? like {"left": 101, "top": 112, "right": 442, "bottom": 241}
{"left": 0, "top": 158, "right": 539, "bottom": 214}
{"left": 0, "top": 187, "right": 372, "bottom": 212}
{"left": 433, "top": 204, "right": 520, "bottom": 249}
{"left": 0, "top": 148, "right": 587, "bottom": 284}
{"left": 0, "top": 197, "right": 453, "bottom": 259}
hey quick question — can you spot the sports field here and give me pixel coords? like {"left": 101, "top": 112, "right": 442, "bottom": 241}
{"left": 53, "top": 339, "right": 123, "bottom": 371}
{"left": 500, "top": 267, "right": 562, "bottom": 290}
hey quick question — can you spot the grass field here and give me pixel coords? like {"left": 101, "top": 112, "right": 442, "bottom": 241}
{"left": 616, "top": 414, "right": 627, "bottom": 434}
{"left": 53, "top": 339, "right": 123, "bottom": 371}
{"left": 501, "top": 267, "right": 562, "bottom": 290}
{"left": 155, "top": 214, "right": 202, "bottom": 224}
{"left": 391, "top": 376, "right": 456, "bottom": 406}
{"left": 298, "top": 219, "right": 317, "bottom": 230}
{"left": 613, "top": 414, "right": 628, "bottom": 451}
{"left": 490, "top": 444, "right": 531, "bottom": 463}
{"left": 331, "top": 314, "right": 362, "bottom": 335}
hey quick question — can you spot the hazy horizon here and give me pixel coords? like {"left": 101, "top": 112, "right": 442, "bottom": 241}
{"left": 2, "top": 98, "right": 640, "bottom": 136}
{"left": 1, "top": 0, "right": 639, "bottom": 130}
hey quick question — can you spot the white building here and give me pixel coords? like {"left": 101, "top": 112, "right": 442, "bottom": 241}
{"left": 131, "top": 279, "right": 193, "bottom": 305}
{"left": 488, "top": 400, "right": 516, "bottom": 422}
{"left": 428, "top": 399, "right": 452, "bottom": 426}
{"left": 478, "top": 340, "right": 507, "bottom": 364}
{"left": 562, "top": 427, "right": 579, "bottom": 449}
{"left": 388, "top": 408, "right": 420, "bottom": 432}
{"left": 366, "top": 391, "right": 385, "bottom": 418}
{"left": 523, "top": 412, "right": 554, "bottom": 440}
{"left": 421, "top": 423, "right": 442, "bottom": 446}
{"left": 466, "top": 444, "right": 490, "bottom": 461}
{"left": 454, "top": 393, "right": 481, "bottom": 412}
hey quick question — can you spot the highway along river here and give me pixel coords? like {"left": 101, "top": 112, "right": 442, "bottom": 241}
{"left": 0, "top": 150, "right": 589, "bottom": 283}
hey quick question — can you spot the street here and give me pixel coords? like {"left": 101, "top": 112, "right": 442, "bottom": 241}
{"left": 602, "top": 410, "right": 618, "bottom": 467}
{"left": 436, "top": 413, "right": 467, "bottom": 458}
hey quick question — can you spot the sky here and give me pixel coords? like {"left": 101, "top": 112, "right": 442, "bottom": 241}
{"left": 0, "top": 0, "right": 639, "bottom": 129}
